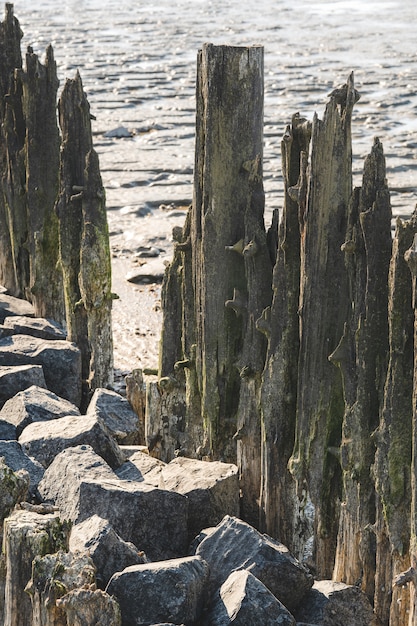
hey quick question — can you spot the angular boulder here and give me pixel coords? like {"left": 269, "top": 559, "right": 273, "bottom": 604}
{"left": 38, "top": 445, "right": 118, "bottom": 520}
{"left": 1, "top": 315, "right": 66, "bottom": 340}
{"left": 69, "top": 515, "right": 147, "bottom": 588}
{"left": 194, "top": 516, "right": 313, "bottom": 612}
{"left": 0, "top": 334, "right": 81, "bottom": 406}
{"left": 0, "top": 294, "right": 34, "bottom": 324}
{"left": 57, "top": 588, "right": 121, "bottom": 625}
{"left": 0, "top": 458, "right": 29, "bottom": 533}
{"left": 205, "top": 569, "right": 296, "bottom": 625}
{"left": 159, "top": 457, "right": 239, "bottom": 542}
{"left": 87, "top": 388, "right": 141, "bottom": 445}
{"left": 39, "top": 455, "right": 188, "bottom": 561}
{"left": 0, "top": 364, "right": 47, "bottom": 409}
{"left": 294, "top": 580, "right": 378, "bottom": 626}
{"left": 0, "top": 441, "right": 44, "bottom": 497}
{"left": 0, "top": 385, "right": 81, "bottom": 437}
{"left": 19, "top": 413, "right": 125, "bottom": 469}
{"left": 106, "top": 556, "right": 209, "bottom": 625}
{"left": 115, "top": 450, "right": 165, "bottom": 485}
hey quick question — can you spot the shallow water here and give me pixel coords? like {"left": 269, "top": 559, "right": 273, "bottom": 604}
{"left": 13, "top": 0, "right": 417, "bottom": 217}
{"left": 10, "top": 0, "right": 417, "bottom": 370}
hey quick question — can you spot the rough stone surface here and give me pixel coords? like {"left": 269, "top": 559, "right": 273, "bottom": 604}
{"left": 0, "top": 365, "right": 47, "bottom": 409}
{"left": 293, "top": 580, "right": 377, "bottom": 626}
{"left": 26, "top": 550, "right": 96, "bottom": 625}
{"left": 38, "top": 445, "right": 119, "bottom": 521}
{"left": 0, "top": 334, "right": 81, "bottom": 406}
{"left": 57, "top": 588, "right": 121, "bottom": 626}
{"left": 205, "top": 569, "right": 296, "bottom": 625}
{"left": 0, "top": 384, "right": 81, "bottom": 437}
{"left": 2, "top": 510, "right": 71, "bottom": 626}
{"left": 1, "top": 315, "right": 67, "bottom": 340}
{"left": 106, "top": 556, "right": 209, "bottom": 626}
{"left": 194, "top": 516, "right": 313, "bottom": 612}
{"left": 0, "top": 294, "right": 35, "bottom": 324}
{"left": 159, "top": 457, "right": 239, "bottom": 542}
{"left": 87, "top": 387, "right": 141, "bottom": 445}
{"left": 115, "top": 450, "right": 165, "bottom": 485}
{"left": 0, "top": 441, "right": 44, "bottom": 498}
{"left": 69, "top": 515, "right": 147, "bottom": 588}
{"left": 0, "top": 420, "right": 16, "bottom": 440}
{"left": 19, "top": 413, "right": 125, "bottom": 469}
{"left": 0, "top": 459, "right": 29, "bottom": 533}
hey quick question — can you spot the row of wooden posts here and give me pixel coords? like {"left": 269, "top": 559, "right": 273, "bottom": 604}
{"left": 151, "top": 45, "right": 417, "bottom": 626}
{"left": 0, "top": 4, "right": 113, "bottom": 409}
{"left": 1, "top": 2, "right": 417, "bottom": 624}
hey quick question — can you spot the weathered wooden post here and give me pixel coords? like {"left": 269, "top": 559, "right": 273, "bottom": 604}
{"left": 0, "top": 3, "right": 24, "bottom": 296}
{"left": 331, "top": 138, "right": 392, "bottom": 600}
{"left": 373, "top": 211, "right": 416, "bottom": 625}
{"left": 259, "top": 114, "right": 311, "bottom": 550}
{"left": 399, "top": 227, "right": 417, "bottom": 625}
{"left": 56, "top": 72, "right": 113, "bottom": 407}
{"left": 288, "top": 74, "right": 359, "bottom": 577}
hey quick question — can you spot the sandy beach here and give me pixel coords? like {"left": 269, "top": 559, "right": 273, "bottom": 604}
{"left": 12, "top": 0, "right": 417, "bottom": 375}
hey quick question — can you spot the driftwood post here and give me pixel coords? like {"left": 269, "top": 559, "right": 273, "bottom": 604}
{"left": 374, "top": 212, "right": 416, "bottom": 625}
{"left": 56, "top": 72, "right": 113, "bottom": 408}
{"left": 259, "top": 114, "right": 311, "bottom": 550}
{"left": 332, "top": 138, "right": 392, "bottom": 600}
{"left": 287, "top": 74, "right": 359, "bottom": 577}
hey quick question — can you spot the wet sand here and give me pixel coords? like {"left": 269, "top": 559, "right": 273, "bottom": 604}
{"left": 13, "top": 0, "right": 417, "bottom": 374}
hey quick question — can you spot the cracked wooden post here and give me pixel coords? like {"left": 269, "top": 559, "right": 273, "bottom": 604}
{"left": 403, "top": 228, "right": 417, "bottom": 625}
{"left": 0, "top": 3, "right": 24, "bottom": 295}
{"left": 331, "top": 137, "right": 392, "bottom": 601}
{"left": 190, "top": 43, "right": 268, "bottom": 468}
{"left": 373, "top": 211, "right": 416, "bottom": 625}
{"left": 259, "top": 114, "right": 311, "bottom": 549}
{"left": 56, "top": 72, "right": 113, "bottom": 408}
{"left": 288, "top": 73, "right": 359, "bottom": 578}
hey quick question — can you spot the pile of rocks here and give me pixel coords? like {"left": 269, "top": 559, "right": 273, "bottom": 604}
{"left": 0, "top": 293, "right": 378, "bottom": 625}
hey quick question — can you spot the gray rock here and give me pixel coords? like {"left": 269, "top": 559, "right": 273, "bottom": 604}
{"left": 0, "top": 294, "right": 34, "bottom": 324}
{"left": 38, "top": 445, "right": 119, "bottom": 520}
{"left": 57, "top": 588, "right": 122, "bottom": 625}
{"left": 0, "top": 458, "right": 29, "bottom": 530}
{"left": 294, "top": 580, "right": 377, "bottom": 626}
{"left": 87, "top": 388, "right": 141, "bottom": 445}
{"left": 69, "top": 514, "right": 147, "bottom": 588}
{"left": 115, "top": 450, "right": 165, "bottom": 485}
{"left": 0, "top": 385, "right": 81, "bottom": 437}
{"left": 106, "top": 556, "right": 209, "bottom": 625}
{"left": 194, "top": 515, "right": 313, "bottom": 612}
{"left": 159, "top": 457, "right": 239, "bottom": 543}
{"left": 0, "top": 364, "right": 47, "bottom": 409}
{"left": 0, "top": 334, "right": 81, "bottom": 406}
{"left": 2, "top": 315, "right": 66, "bottom": 340}
{"left": 40, "top": 456, "right": 188, "bottom": 561}
{"left": 0, "top": 441, "right": 44, "bottom": 497}
{"left": 18, "top": 413, "right": 125, "bottom": 469}
{"left": 205, "top": 569, "right": 296, "bottom": 625}
{"left": 0, "top": 419, "right": 16, "bottom": 440}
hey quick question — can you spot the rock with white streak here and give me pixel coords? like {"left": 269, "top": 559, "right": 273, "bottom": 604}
{"left": 18, "top": 413, "right": 125, "bottom": 469}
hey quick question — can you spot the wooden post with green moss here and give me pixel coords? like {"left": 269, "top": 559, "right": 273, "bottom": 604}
{"left": 56, "top": 72, "right": 113, "bottom": 408}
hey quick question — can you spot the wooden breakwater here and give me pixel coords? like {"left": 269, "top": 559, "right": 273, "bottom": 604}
{"left": 151, "top": 44, "right": 417, "bottom": 625}
{"left": 1, "top": 2, "right": 417, "bottom": 624}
